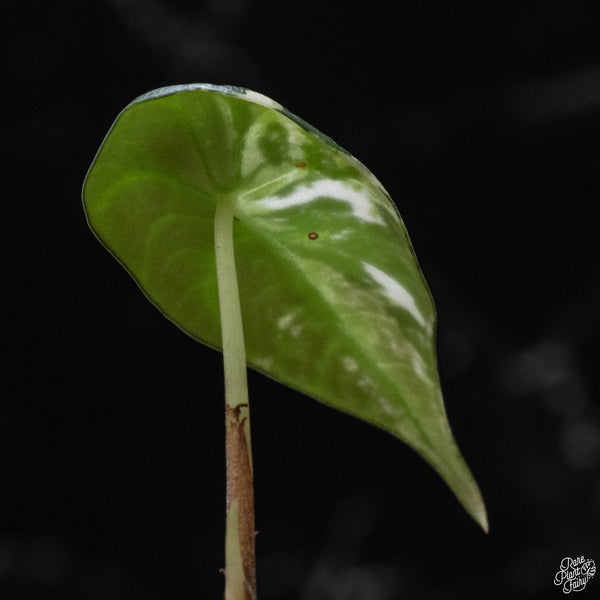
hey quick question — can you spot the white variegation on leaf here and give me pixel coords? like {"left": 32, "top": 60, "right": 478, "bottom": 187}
{"left": 83, "top": 84, "right": 487, "bottom": 531}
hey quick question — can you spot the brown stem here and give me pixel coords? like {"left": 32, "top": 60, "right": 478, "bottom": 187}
{"left": 225, "top": 403, "right": 256, "bottom": 600}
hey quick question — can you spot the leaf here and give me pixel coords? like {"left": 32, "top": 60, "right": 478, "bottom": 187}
{"left": 82, "top": 84, "right": 487, "bottom": 531}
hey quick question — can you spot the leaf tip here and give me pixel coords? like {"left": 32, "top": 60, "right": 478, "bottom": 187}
{"left": 474, "top": 503, "right": 489, "bottom": 534}
{"left": 461, "top": 483, "right": 488, "bottom": 533}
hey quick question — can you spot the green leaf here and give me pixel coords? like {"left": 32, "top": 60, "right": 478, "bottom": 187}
{"left": 82, "top": 84, "right": 487, "bottom": 531}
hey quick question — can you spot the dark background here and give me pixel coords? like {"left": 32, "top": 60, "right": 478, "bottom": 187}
{"left": 3, "top": 1, "right": 600, "bottom": 598}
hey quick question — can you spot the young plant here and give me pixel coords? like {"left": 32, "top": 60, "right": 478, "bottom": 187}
{"left": 82, "top": 84, "right": 487, "bottom": 599}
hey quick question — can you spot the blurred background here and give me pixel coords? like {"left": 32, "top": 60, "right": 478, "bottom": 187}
{"left": 3, "top": 0, "right": 600, "bottom": 598}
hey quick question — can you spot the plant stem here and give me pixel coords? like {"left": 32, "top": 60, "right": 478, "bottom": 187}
{"left": 214, "top": 195, "right": 257, "bottom": 600}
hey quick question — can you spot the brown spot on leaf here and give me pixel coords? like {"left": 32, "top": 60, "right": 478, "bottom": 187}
{"left": 308, "top": 232, "right": 319, "bottom": 240}
{"left": 296, "top": 161, "right": 307, "bottom": 169}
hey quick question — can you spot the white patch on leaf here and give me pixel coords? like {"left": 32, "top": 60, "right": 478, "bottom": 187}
{"left": 341, "top": 355, "right": 359, "bottom": 372}
{"left": 379, "top": 397, "right": 399, "bottom": 416}
{"left": 253, "top": 355, "right": 274, "bottom": 370}
{"left": 277, "top": 312, "right": 303, "bottom": 338}
{"left": 241, "top": 89, "right": 283, "bottom": 111}
{"left": 251, "top": 180, "right": 386, "bottom": 225}
{"left": 411, "top": 352, "right": 432, "bottom": 385}
{"left": 277, "top": 313, "right": 296, "bottom": 330}
{"left": 362, "top": 262, "right": 427, "bottom": 329}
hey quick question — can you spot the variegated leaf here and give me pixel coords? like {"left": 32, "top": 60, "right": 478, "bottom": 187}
{"left": 82, "top": 84, "right": 487, "bottom": 530}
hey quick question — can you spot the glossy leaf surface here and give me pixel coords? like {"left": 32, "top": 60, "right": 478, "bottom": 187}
{"left": 83, "top": 84, "right": 487, "bottom": 530}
